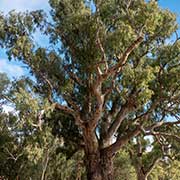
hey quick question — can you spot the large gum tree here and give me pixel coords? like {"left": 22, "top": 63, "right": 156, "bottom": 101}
{"left": 0, "top": 0, "right": 180, "bottom": 179}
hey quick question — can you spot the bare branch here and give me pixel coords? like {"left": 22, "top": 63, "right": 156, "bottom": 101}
{"left": 173, "top": 31, "right": 180, "bottom": 45}
{"left": 1, "top": 94, "right": 14, "bottom": 104}
{"left": 104, "top": 86, "right": 155, "bottom": 143}
{"left": 41, "top": 149, "right": 50, "bottom": 180}
{"left": 153, "top": 132, "right": 180, "bottom": 143}
{"left": 88, "top": 32, "right": 144, "bottom": 132}
{"left": 63, "top": 94, "right": 80, "bottom": 112}
{"left": 69, "top": 72, "right": 84, "bottom": 86}
{"left": 105, "top": 125, "right": 141, "bottom": 155}
{"left": 54, "top": 103, "right": 84, "bottom": 127}
{"left": 31, "top": 110, "right": 44, "bottom": 131}
{"left": 145, "top": 158, "right": 160, "bottom": 177}
{"left": 145, "top": 120, "right": 164, "bottom": 132}
{"left": 54, "top": 103, "right": 75, "bottom": 114}
{"left": 40, "top": 74, "right": 54, "bottom": 102}
{"left": 64, "top": 65, "right": 84, "bottom": 86}
{"left": 102, "top": 35, "right": 144, "bottom": 80}
{"left": 145, "top": 113, "right": 180, "bottom": 133}
{"left": 104, "top": 104, "right": 129, "bottom": 142}
{"left": 90, "top": 82, "right": 104, "bottom": 129}
{"left": 5, "top": 148, "right": 23, "bottom": 162}
{"left": 96, "top": 27, "right": 108, "bottom": 72}
{"left": 137, "top": 136, "right": 142, "bottom": 156}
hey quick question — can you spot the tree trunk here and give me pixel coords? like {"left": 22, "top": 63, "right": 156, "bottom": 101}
{"left": 85, "top": 151, "right": 114, "bottom": 180}
{"left": 85, "top": 151, "right": 102, "bottom": 180}
{"left": 100, "top": 150, "right": 114, "bottom": 180}
{"left": 137, "top": 174, "right": 147, "bottom": 180}
{"left": 83, "top": 126, "right": 102, "bottom": 180}
{"left": 137, "top": 169, "right": 147, "bottom": 180}
{"left": 83, "top": 128, "right": 114, "bottom": 180}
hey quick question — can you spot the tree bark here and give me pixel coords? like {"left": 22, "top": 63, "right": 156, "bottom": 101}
{"left": 136, "top": 168, "right": 148, "bottom": 180}
{"left": 85, "top": 151, "right": 102, "bottom": 180}
{"left": 83, "top": 127, "right": 114, "bottom": 180}
{"left": 137, "top": 174, "right": 147, "bottom": 180}
{"left": 100, "top": 150, "right": 114, "bottom": 180}
{"left": 83, "top": 126, "right": 102, "bottom": 180}
{"left": 85, "top": 150, "right": 114, "bottom": 180}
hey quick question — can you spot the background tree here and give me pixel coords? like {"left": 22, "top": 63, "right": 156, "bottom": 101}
{"left": 128, "top": 135, "right": 164, "bottom": 180}
{"left": 114, "top": 149, "right": 136, "bottom": 180}
{"left": 0, "top": 74, "right": 85, "bottom": 180}
{"left": 0, "top": 0, "right": 180, "bottom": 179}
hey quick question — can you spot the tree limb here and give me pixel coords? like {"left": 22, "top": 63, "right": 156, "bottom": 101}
{"left": 102, "top": 35, "right": 144, "bottom": 80}
{"left": 104, "top": 104, "right": 129, "bottom": 142}
{"left": 145, "top": 158, "right": 160, "bottom": 177}
{"left": 54, "top": 103, "right": 84, "bottom": 127}
{"left": 96, "top": 26, "right": 108, "bottom": 72}
{"left": 105, "top": 125, "right": 141, "bottom": 155}
{"left": 64, "top": 65, "right": 84, "bottom": 86}
{"left": 90, "top": 81, "right": 104, "bottom": 129}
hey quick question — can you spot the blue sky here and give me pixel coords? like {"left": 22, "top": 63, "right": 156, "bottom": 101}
{"left": 159, "top": 0, "right": 180, "bottom": 17}
{"left": 0, "top": 0, "right": 180, "bottom": 79}
{"left": 0, "top": 0, "right": 50, "bottom": 79}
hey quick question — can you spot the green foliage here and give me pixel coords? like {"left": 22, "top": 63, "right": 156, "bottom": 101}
{"left": 150, "top": 161, "right": 180, "bottom": 180}
{"left": 0, "top": 108, "right": 85, "bottom": 179}
{"left": 114, "top": 150, "right": 136, "bottom": 180}
{"left": 0, "top": 0, "right": 180, "bottom": 179}
{"left": 0, "top": 73, "right": 10, "bottom": 94}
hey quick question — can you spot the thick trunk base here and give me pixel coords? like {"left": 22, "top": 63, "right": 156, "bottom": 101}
{"left": 137, "top": 172, "right": 147, "bottom": 180}
{"left": 85, "top": 151, "right": 114, "bottom": 180}
{"left": 137, "top": 176, "right": 147, "bottom": 180}
{"left": 85, "top": 153, "right": 102, "bottom": 180}
{"left": 100, "top": 150, "right": 114, "bottom": 180}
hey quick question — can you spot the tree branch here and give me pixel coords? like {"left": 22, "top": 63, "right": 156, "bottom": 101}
{"left": 152, "top": 132, "right": 180, "bottom": 143}
{"left": 1, "top": 94, "right": 15, "bottom": 104}
{"left": 64, "top": 65, "right": 84, "bottom": 86}
{"left": 102, "top": 35, "right": 144, "bottom": 80}
{"left": 63, "top": 94, "right": 81, "bottom": 112}
{"left": 54, "top": 103, "right": 84, "bottom": 127}
{"left": 96, "top": 26, "right": 108, "bottom": 72}
{"left": 145, "top": 157, "right": 160, "bottom": 177}
{"left": 105, "top": 125, "right": 141, "bottom": 155}
{"left": 90, "top": 80, "right": 104, "bottom": 129}
{"left": 104, "top": 104, "right": 129, "bottom": 142}
{"left": 40, "top": 74, "right": 54, "bottom": 102}
{"left": 54, "top": 103, "right": 74, "bottom": 114}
